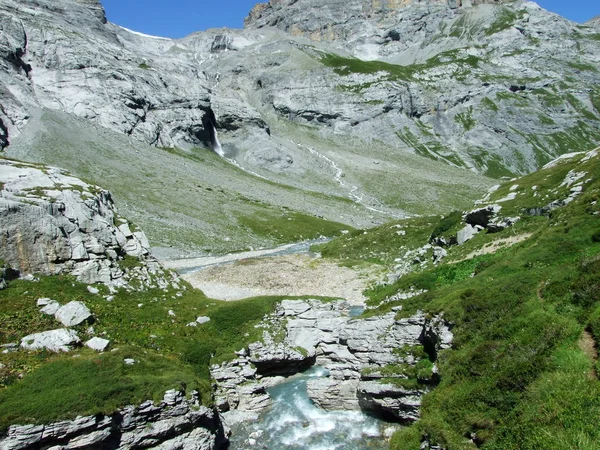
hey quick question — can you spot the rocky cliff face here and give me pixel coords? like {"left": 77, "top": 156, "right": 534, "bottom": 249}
{"left": 245, "top": 0, "right": 515, "bottom": 40}
{"left": 587, "top": 16, "right": 600, "bottom": 27}
{"left": 0, "top": 158, "right": 178, "bottom": 289}
{"left": 0, "top": 390, "right": 228, "bottom": 450}
{"left": 0, "top": 0, "right": 229, "bottom": 152}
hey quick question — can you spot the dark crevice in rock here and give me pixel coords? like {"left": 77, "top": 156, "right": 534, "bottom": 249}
{"left": 7, "top": 47, "right": 32, "bottom": 79}
{"left": 201, "top": 106, "right": 220, "bottom": 150}
{"left": 125, "top": 96, "right": 152, "bottom": 136}
{"left": 252, "top": 355, "right": 317, "bottom": 377}
{"left": 0, "top": 118, "right": 9, "bottom": 150}
{"left": 149, "top": 124, "right": 163, "bottom": 147}
{"left": 385, "top": 30, "right": 401, "bottom": 41}
{"left": 509, "top": 85, "right": 527, "bottom": 93}
{"left": 210, "top": 35, "right": 233, "bottom": 53}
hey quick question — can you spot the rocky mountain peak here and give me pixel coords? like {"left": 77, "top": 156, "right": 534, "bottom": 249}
{"left": 245, "top": 0, "right": 516, "bottom": 34}
{"left": 587, "top": 16, "right": 600, "bottom": 27}
{"left": 73, "top": 0, "right": 107, "bottom": 23}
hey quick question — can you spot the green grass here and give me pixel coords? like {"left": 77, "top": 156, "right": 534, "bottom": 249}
{"left": 0, "top": 348, "right": 203, "bottom": 429}
{"left": 0, "top": 273, "right": 310, "bottom": 429}
{"left": 485, "top": 8, "right": 523, "bottom": 36}
{"left": 567, "top": 61, "right": 598, "bottom": 72}
{"left": 315, "top": 148, "right": 600, "bottom": 448}
{"left": 454, "top": 107, "right": 476, "bottom": 132}
{"left": 313, "top": 215, "right": 440, "bottom": 267}
{"left": 118, "top": 254, "right": 144, "bottom": 270}
{"left": 319, "top": 48, "right": 481, "bottom": 83}
{"left": 481, "top": 97, "right": 499, "bottom": 112}
{"left": 235, "top": 210, "right": 352, "bottom": 243}
{"left": 355, "top": 151, "right": 600, "bottom": 449}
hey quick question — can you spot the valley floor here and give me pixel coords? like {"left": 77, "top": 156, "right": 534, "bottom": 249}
{"left": 172, "top": 253, "right": 377, "bottom": 304}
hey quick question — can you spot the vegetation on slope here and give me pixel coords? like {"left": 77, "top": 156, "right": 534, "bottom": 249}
{"left": 320, "top": 149, "right": 600, "bottom": 449}
{"left": 0, "top": 274, "right": 322, "bottom": 429}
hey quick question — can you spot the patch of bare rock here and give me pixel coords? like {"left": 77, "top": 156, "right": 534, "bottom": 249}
{"left": 0, "top": 390, "right": 228, "bottom": 450}
{"left": 211, "top": 299, "right": 453, "bottom": 427}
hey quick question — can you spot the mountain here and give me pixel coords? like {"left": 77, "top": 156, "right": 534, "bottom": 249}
{"left": 2, "top": 0, "right": 599, "bottom": 255}
{"left": 1, "top": 1, "right": 600, "bottom": 447}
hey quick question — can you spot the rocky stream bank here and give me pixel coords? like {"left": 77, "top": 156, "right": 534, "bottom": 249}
{"left": 212, "top": 299, "right": 453, "bottom": 429}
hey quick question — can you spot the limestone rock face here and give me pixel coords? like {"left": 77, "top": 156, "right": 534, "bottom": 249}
{"left": 0, "top": 390, "right": 229, "bottom": 450}
{"left": 0, "top": 0, "right": 598, "bottom": 187}
{"left": 245, "top": 0, "right": 515, "bottom": 39}
{"left": 0, "top": 0, "right": 599, "bottom": 256}
{"left": 0, "top": 158, "right": 174, "bottom": 288}
{"left": 586, "top": 16, "right": 600, "bottom": 27}
{"left": 74, "top": 0, "right": 107, "bottom": 23}
{"left": 0, "top": 0, "right": 222, "bottom": 152}
{"left": 212, "top": 299, "right": 453, "bottom": 424}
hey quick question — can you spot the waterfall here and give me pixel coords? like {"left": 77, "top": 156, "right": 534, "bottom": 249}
{"left": 212, "top": 125, "right": 225, "bottom": 157}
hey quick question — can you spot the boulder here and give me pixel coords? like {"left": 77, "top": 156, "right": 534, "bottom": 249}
{"left": 432, "top": 247, "right": 447, "bottom": 264}
{"left": 36, "top": 298, "right": 53, "bottom": 306}
{"left": 21, "top": 329, "right": 81, "bottom": 352}
{"left": 487, "top": 216, "right": 521, "bottom": 233}
{"left": 55, "top": 301, "right": 93, "bottom": 327}
{"left": 85, "top": 337, "right": 110, "bottom": 352}
{"left": 456, "top": 224, "right": 479, "bottom": 245}
{"left": 40, "top": 301, "right": 61, "bottom": 315}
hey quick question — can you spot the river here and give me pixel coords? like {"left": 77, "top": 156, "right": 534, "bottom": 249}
{"left": 229, "top": 366, "right": 393, "bottom": 450}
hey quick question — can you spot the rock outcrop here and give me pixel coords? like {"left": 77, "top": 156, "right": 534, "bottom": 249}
{"left": 245, "top": 0, "right": 515, "bottom": 39}
{"left": 20, "top": 329, "right": 81, "bottom": 353}
{"left": 0, "top": 158, "right": 179, "bottom": 289}
{"left": 0, "top": 390, "right": 228, "bottom": 450}
{"left": 211, "top": 299, "right": 453, "bottom": 424}
{"left": 1, "top": 0, "right": 598, "bottom": 185}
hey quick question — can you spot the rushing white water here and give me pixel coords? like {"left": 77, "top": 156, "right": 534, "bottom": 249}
{"left": 212, "top": 125, "right": 225, "bottom": 157}
{"left": 229, "top": 366, "right": 391, "bottom": 450}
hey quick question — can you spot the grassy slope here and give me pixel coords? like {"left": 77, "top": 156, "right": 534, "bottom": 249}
{"left": 320, "top": 150, "right": 600, "bottom": 449}
{"left": 0, "top": 273, "right": 326, "bottom": 429}
{"left": 5, "top": 110, "right": 357, "bottom": 256}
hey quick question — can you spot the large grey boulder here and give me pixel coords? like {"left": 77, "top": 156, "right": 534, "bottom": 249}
{"left": 20, "top": 329, "right": 81, "bottom": 352}
{"left": 456, "top": 224, "right": 479, "bottom": 245}
{"left": 54, "top": 301, "right": 93, "bottom": 327}
{"left": 40, "top": 301, "right": 61, "bottom": 316}
{"left": 85, "top": 337, "right": 110, "bottom": 352}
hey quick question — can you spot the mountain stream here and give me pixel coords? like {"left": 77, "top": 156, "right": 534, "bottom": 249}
{"left": 228, "top": 366, "right": 392, "bottom": 450}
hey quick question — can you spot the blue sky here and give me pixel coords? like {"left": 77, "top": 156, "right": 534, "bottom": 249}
{"left": 101, "top": 0, "right": 599, "bottom": 39}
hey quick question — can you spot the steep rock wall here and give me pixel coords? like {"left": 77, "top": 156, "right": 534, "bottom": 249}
{"left": 0, "top": 158, "right": 178, "bottom": 288}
